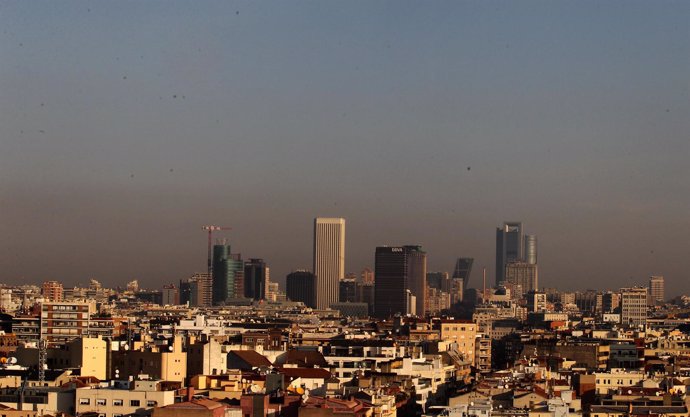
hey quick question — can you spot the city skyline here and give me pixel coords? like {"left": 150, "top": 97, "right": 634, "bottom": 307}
{"left": 1, "top": 2, "right": 688, "bottom": 296}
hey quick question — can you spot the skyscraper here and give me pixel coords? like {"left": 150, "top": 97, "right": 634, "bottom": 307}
{"left": 374, "top": 245, "right": 427, "bottom": 318}
{"left": 211, "top": 244, "right": 244, "bottom": 305}
{"left": 313, "top": 217, "right": 345, "bottom": 309}
{"left": 244, "top": 258, "right": 268, "bottom": 301}
{"left": 504, "top": 261, "right": 538, "bottom": 298}
{"left": 495, "top": 222, "right": 532, "bottom": 285}
{"left": 452, "top": 258, "right": 474, "bottom": 290}
{"left": 649, "top": 276, "right": 665, "bottom": 305}
{"left": 286, "top": 270, "right": 316, "bottom": 308}
{"left": 524, "top": 235, "right": 538, "bottom": 265}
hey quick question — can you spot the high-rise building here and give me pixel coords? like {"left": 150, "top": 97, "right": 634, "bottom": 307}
{"left": 496, "top": 222, "right": 524, "bottom": 285}
{"left": 42, "top": 281, "right": 64, "bottom": 302}
{"left": 286, "top": 270, "right": 316, "bottom": 308}
{"left": 427, "top": 272, "right": 450, "bottom": 292}
{"left": 313, "top": 217, "right": 345, "bottom": 309}
{"left": 374, "top": 245, "right": 427, "bottom": 318}
{"left": 161, "top": 284, "right": 179, "bottom": 305}
{"left": 452, "top": 258, "right": 474, "bottom": 290}
{"left": 188, "top": 273, "right": 212, "bottom": 307}
{"left": 244, "top": 258, "right": 268, "bottom": 301}
{"left": 621, "top": 287, "right": 648, "bottom": 328}
{"left": 339, "top": 279, "right": 357, "bottom": 303}
{"left": 649, "top": 276, "right": 665, "bottom": 305}
{"left": 504, "top": 261, "right": 538, "bottom": 298}
{"left": 524, "top": 235, "right": 538, "bottom": 265}
{"left": 211, "top": 244, "right": 244, "bottom": 305}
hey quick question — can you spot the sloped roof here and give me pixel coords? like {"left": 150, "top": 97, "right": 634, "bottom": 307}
{"left": 228, "top": 350, "right": 273, "bottom": 368}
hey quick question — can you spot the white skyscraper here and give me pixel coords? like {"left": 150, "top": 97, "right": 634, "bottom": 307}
{"left": 313, "top": 217, "right": 346, "bottom": 309}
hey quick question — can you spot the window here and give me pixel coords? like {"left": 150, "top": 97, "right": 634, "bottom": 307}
{"left": 147, "top": 401, "right": 157, "bottom": 407}
{"left": 97, "top": 399, "right": 107, "bottom": 406}
{"left": 80, "top": 399, "right": 91, "bottom": 405}
{"left": 113, "top": 399, "right": 123, "bottom": 406}
{"left": 130, "top": 400, "right": 141, "bottom": 407}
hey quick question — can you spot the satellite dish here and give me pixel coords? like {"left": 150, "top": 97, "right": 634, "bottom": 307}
{"left": 250, "top": 385, "right": 260, "bottom": 393}
{"left": 8, "top": 357, "right": 17, "bottom": 364}
{"left": 124, "top": 344, "right": 130, "bottom": 350}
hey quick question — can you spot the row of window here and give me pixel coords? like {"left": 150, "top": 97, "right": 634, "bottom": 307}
{"left": 79, "top": 399, "right": 157, "bottom": 407}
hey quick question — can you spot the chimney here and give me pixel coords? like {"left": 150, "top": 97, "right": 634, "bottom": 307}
{"left": 187, "top": 386, "right": 194, "bottom": 402}
{"left": 663, "top": 393, "right": 672, "bottom": 407}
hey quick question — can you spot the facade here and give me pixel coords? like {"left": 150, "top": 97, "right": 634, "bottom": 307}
{"left": 621, "top": 287, "right": 648, "bottom": 328}
{"left": 495, "top": 222, "right": 524, "bottom": 285}
{"left": 244, "top": 258, "right": 268, "bottom": 301}
{"left": 524, "top": 235, "right": 538, "bottom": 265}
{"left": 42, "top": 281, "right": 64, "bottom": 302}
{"left": 339, "top": 279, "right": 357, "bottom": 303}
{"left": 286, "top": 270, "right": 316, "bottom": 308}
{"left": 161, "top": 284, "right": 179, "bottom": 306}
{"left": 374, "top": 245, "right": 427, "bottom": 318}
{"left": 649, "top": 275, "right": 665, "bottom": 305}
{"left": 40, "top": 301, "right": 94, "bottom": 347}
{"left": 503, "top": 262, "right": 538, "bottom": 298}
{"left": 313, "top": 218, "right": 346, "bottom": 310}
{"left": 211, "top": 244, "right": 243, "bottom": 305}
{"left": 76, "top": 381, "right": 177, "bottom": 417}
{"left": 187, "top": 273, "right": 212, "bottom": 308}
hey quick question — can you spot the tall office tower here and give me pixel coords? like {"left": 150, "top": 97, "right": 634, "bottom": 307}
{"left": 649, "top": 276, "right": 665, "bottom": 305}
{"left": 360, "top": 267, "right": 374, "bottom": 285}
{"left": 244, "top": 258, "right": 268, "bottom": 300}
{"left": 621, "top": 287, "right": 648, "bottom": 328}
{"left": 374, "top": 245, "right": 427, "bottom": 318}
{"left": 495, "top": 222, "right": 524, "bottom": 285}
{"left": 211, "top": 244, "right": 244, "bottom": 305}
{"left": 452, "top": 258, "right": 474, "bottom": 290}
{"left": 313, "top": 217, "right": 346, "bottom": 309}
{"left": 427, "top": 272, "right": 450, "bottom": 292}
{"left": 42, "top": 281, "right": 64, "bottom": 302}
{"left": 524, "top": 235, "right": 538, "bottom": 265}
{"left": 504, "top": 261, "right": 538, "bottom": 298}
{"left": 286, "top": 270, "right": 316, "bottom": 308}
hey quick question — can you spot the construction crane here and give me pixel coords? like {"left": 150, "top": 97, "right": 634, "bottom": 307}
{"left": 201, "top": 226, "right": 231, "bottom": 276}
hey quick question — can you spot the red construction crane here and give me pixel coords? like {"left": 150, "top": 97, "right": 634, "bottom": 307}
{"left": 202, "top": 225, "right": 231, "bottom": 276}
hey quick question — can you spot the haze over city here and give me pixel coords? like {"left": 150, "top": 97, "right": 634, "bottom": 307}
{"left": 1, "top": 1, "right": 689, "bottom": 296}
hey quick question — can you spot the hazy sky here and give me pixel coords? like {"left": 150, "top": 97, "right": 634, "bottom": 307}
{"left": 1, "top": 1, "right": 689, "bottom": 295}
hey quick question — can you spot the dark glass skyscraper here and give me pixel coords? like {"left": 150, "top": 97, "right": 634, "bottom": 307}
{"left": 452, "top": 257, "right": 474, "bottom": 290}
{"left": 211, "top": 244, "right": 244, "bottom": 305}
{"left": 496, "top": 222, "right": 524, "bottom": 285}
{"left": 286, "top": 270, "right": 316, "bottom": 308}
{"left": 244, "top": 258, "right": 268, "bottom": 300}
{"left": 374, "top": 245, "right": 427, "bottom": 318}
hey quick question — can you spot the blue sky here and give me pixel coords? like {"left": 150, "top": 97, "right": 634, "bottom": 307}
{"left": 1, "top": 1, "right": 689, "bottom": 294}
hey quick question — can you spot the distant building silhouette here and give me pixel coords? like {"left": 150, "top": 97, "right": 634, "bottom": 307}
{"left": 286, "top": 270, "right": 316, "bottom": 308}
{"left": 244, "top": 258, "right": 268, "bottom": 301}
{"left": 452, "top": 257, "right": 474, "bottom": 290}
{"left": 649, "top": 276, "right": 665, "bottom": 305}
{"left": 374, "top": 245, "right": 427, "bottom": 318}
{"left": 211, "top": 244, "right": 243, "bottom": 305}
{"left": 495, "top": 222, "right": 524, "bottom": 286}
